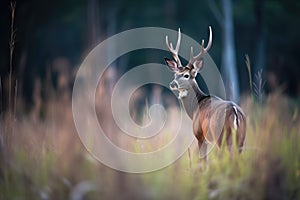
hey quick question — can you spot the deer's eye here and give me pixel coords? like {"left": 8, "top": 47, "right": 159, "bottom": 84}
{"left": 183, "top": 74, "right": 190, "bottom": 79}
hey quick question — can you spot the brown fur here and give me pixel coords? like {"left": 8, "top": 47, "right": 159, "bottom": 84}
{"left": 193, "top": 97, "right": 246, "bottom": 154}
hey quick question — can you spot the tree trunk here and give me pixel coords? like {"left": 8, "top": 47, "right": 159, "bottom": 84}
{"left": 221, "top": 0, "right": 239, "bottom": 102}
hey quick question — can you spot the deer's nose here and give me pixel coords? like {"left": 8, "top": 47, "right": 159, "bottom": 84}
{"left": 169, "top": 81, "right": 178, "bottom": 89}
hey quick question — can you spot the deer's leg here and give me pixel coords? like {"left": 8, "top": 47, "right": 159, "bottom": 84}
{"left": 198, "top": 140, "right": 207, "bottom": 159}
{"left": 225, "top": 126, "right": 235, "bottom": 156}
{"left": 218, "top": 126, "right": 233, "bottom": 155}
{"left": 198, "top": 138, "right": 208, "bottom": 170}
{"left": 236, "top": 123, "right": 246, "bottom": 153}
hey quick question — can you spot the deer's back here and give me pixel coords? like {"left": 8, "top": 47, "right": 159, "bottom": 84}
{"left": 193, "top": 96, "right": 246, "bottom": 146}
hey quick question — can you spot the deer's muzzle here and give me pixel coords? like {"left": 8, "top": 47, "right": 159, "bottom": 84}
{"left": 169, "top": 81, "right": 178, "bottom": 90}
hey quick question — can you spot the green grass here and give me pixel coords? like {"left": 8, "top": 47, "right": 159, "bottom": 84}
{"left": 0, "top": 95, "right": 299, "bottom": 199}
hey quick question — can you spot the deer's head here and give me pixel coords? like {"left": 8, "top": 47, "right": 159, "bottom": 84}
{"left": 164, "top": 27, "right": 212, "bottom": 99}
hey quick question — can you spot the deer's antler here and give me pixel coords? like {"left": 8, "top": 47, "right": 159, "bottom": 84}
{"left": 166, "top": 28, "right": 182, "bottom": 67}
{"left": 188, "top": 26, "right": 212, "bottom": 69}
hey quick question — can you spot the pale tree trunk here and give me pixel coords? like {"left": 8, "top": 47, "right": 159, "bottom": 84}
{"left": 221, "top": 0, "right": 239, "bottom": 102}
{"left": 87, "top": 0, "right": 119, "bottom": 93}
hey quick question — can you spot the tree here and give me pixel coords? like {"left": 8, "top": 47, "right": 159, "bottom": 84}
{"left": 209, "top": 0, "right": 239, "bottom": 101}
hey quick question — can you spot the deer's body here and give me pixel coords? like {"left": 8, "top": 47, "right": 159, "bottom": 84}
{"left": 180, "top": 79, "right": 246, "bottom": 154}
{"left": 165, "top": 27, "right": 246, "bottom": 158}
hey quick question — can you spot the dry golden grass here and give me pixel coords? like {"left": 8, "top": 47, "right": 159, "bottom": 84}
{"left": 0, "top": 90, "right": 299, "bottom": 199}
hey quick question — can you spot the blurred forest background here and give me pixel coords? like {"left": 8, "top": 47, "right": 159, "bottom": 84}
{"left": 1, "top": 0, "right": 300, "bottom": 113}
{"left": 0, "top": 0, "right": 300, "bottom": 199}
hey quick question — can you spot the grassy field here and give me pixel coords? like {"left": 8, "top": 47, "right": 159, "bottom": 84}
{"left": 1, "top": 1, "right": 299, "bottom": 199}
{"left": 0, "top": 92, "right": 299, "bottom": 200}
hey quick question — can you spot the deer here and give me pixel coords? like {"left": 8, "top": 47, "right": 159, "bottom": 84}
{"left": 164, "top": 27, "right": 246, "bottom": 163}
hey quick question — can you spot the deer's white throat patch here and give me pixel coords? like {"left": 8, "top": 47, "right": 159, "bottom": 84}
{"left": 178, "top": 89, "right": 188, "bottom": 99}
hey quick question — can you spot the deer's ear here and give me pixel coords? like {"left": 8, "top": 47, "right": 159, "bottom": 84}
{"left": 164, "top": 58, "right": 178, "bottom": 72}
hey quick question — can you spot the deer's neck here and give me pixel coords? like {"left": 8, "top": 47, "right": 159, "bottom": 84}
{"left": 180, "top": 80, "right": 207, "bottom": 120}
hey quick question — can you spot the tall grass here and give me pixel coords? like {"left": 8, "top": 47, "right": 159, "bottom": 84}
{"left": 245, "top": 55, "right": 252, "bottom": 95}
{"left": 2, "top": 1, "right": 17, "bottom": 151}
{"left": 0, "top": 48, "right": 299, "bottom": 199}
{"left": 0, "top": 90, "right": 299, "bottom": 199}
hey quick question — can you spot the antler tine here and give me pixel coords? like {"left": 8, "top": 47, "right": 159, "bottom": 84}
{"left": 175, "top": 28, "right": 181, "bottom": 52}
{"left": 188, "top": 46, "right": 195, "bottom": 68}
{"left": 206, "top": 26, "right": 213, "bottom": 51}
{"left": 188, "top": 26, "right": 213, "bottom": 67}
{"left": 166, "top": 28, "right": 182, "bottom": 67}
